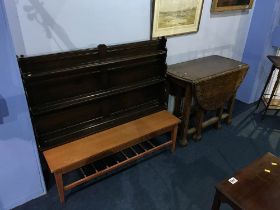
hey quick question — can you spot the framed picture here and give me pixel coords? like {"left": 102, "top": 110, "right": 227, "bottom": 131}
{"left": 152, "top": 0, "right": 204, "bottom": 38}
{"left": 211, "top": 0, "right": 254, "bottom": 12}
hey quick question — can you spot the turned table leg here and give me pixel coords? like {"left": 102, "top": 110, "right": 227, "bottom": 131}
{"left": 226, "top": 93, "right": 236, "bottom": 125}
{"left": 54, "top": 173, "right": 65, "bottom": 203}
{"left": 171, "top": 125, "right": 178, "bottom": 152}
{"left": 174, "top": 95, "right": 182, "bottom": 117}
{"left": 193, "top": 107, "right": 204, "bottom": 141}
{"left": 179, "top": 85, "right": 192, "bottom": 146}
{"left": 215, "top": 107, "right": 224, "bottom": 129}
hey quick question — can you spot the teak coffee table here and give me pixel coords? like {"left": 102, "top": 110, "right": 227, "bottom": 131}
{"left": 212, "top": 153, "right": 280, "bottom": 210}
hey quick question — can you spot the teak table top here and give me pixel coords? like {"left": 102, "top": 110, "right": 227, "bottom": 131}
{"left": 167, "top": 55, "right": 248, "bottom": 84}
{"left": 216, "top": 153, "right": 280, "bottom": 210}
{"left": 43, "top": 110, "right": 180, "bottom": 173}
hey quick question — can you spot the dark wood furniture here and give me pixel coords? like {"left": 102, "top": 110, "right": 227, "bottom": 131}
{"left": 212, "top": 153, "right": 280, "bottom": 210}
{"left": 256, "top": 56, "right": 280, "bottom": 119}
{"left": 18, "top": 38, "right": 180, "bottom": 203}
{"left": 167, "top": 55, "right": 248, "bottom": 145}
{"left": 18, "top": 38, "right": 168, "bottom": 150}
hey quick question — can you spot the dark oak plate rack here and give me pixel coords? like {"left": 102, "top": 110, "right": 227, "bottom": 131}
{"left": 18, "top": 38, "right": 168, "bottom": 150}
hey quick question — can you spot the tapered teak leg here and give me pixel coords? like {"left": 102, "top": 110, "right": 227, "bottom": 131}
{"left": 179, "top": 85, "right": 192, "bottom": 146}
{"left": 171, "top": 125, "right": 178, "bottom": 153}
{"left": 54, "top": 173, "right": 65, "bottom": 203}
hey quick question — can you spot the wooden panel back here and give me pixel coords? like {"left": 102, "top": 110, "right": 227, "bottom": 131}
{"left": 18, "top": 38, "right": 167, "bottom": 150}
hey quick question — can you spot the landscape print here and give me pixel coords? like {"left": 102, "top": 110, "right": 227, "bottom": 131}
{"left": 152, "top": 0, "right": 204, "bottom": 37}
{"left": 158, "top": 0, "right": 198, "bottom": 29}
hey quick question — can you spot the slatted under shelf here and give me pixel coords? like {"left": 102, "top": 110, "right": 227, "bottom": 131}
{"left": 63, "top": 136, "right": 170, "bottom": 190}
{"left": 262, "top": 95, "right": 280, "bottom": 110}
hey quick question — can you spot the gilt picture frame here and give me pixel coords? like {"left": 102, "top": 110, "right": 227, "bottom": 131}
{"left": 152, "top": 0, "right": 204, "bottom": 38}
{"left": 211, "top": 0, "right": 254, "bottom": 12}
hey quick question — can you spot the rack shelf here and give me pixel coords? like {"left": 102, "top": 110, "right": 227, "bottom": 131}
{"left": 39, "top": 100, "right": 165, "bottom": 150}
{"left": 63, "top": 136, "right": 171, "bottom": 191}
{"left": 22, "top": 51, "right": 166, "bottom": 80}
{"left": 262, "top": 96, "right": 280, "bottom": 110}
{"left": 31, "top": 77, "right": 165, "bottom": 115}
{"left": 18, "top": 38, "right": 168, "bottom": 150}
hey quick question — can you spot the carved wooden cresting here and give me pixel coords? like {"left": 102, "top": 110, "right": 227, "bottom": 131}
{"left": 18, "top": 38, "right": 168, "bottom": 151}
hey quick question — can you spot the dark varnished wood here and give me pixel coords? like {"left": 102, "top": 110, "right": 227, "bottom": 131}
{"left": 212, "top": 153, "right": 280, "bottom": 210}
{"left": 215, "top": 107, "right": 224, "bottom": 129}
{"left": 180, "top": 85, "right": 192, "bottom": 145}
{"left": 195, "top": 68, "right": 247, "bottom": 111}
{"left": 168, "top": 55, "right": 248, "bottom": 84}
{"left": 167, "top": 55, "right": 249, "bottom": 145}
{"left": 18, "top": 38, "right": 168, "bottom": 150}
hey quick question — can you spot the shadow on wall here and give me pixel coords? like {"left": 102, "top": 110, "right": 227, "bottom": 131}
{"left": 23, "top": 0, "right": 76, "bottom": 51}
{"left": 167, "top": 44, "right": 234, "bottom": 65}
{"left": 0, "top": 95, "right": 9, "bottom": 124}
{"left": 210, "top": 9, "right": 249, "bottom": 18}
{"left": 0, "top": 197, "right": 3, "bottom": 210}
{"left": 0, "top": 93, "right": 36, "bottom": 144}
{"left": 211, "top": 10, "right": 251, "bottom": 61}
{"left": 253, "top": 58, "right": 273, "bottom": 99}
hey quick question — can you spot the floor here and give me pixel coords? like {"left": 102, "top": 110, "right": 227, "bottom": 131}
{"left": 14, "top": 101, "right": 280, "bottom": 210}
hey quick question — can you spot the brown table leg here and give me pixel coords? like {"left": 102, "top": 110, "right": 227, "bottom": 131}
{"left": 193, "top": 107, "right": 204, "bottom": 141}
{"left": 212, "top": 189, "right": 242, "bottom": 210}
{"left": 226, "top": 93, "right": 236, "bottom": 125}
{"left": 179, "top": 85, "right": 192, "bottom": 146}
{"left": 54, "top": 172, "right": 65, "bottom": 203}
{"left": 171, "top": 125, "right": 178, "bottom": 153}
{"left": 212, "top": 190, "right": 222, "bottom": 210}
{"left": 174, "top": 95, "right": 182, "bottom": 117}
{"left": 215, "top": 107, "right": 224, "bottom": 129}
